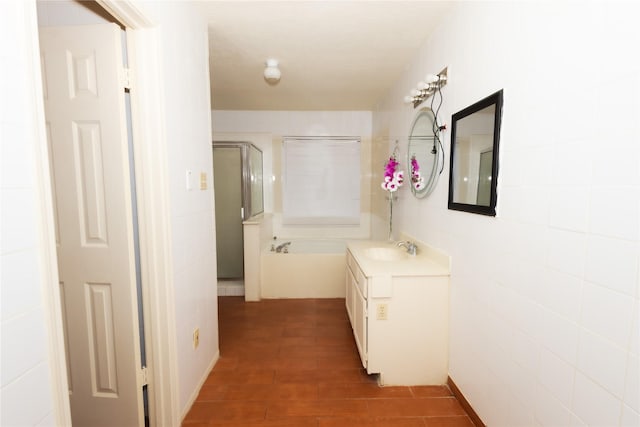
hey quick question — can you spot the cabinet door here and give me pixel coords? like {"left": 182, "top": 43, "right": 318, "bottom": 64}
{"left": 353, "top": 281, "right": 367, "bottom": 368}
{"left": 345, "top": 269, "right": 354, "bottom": 324}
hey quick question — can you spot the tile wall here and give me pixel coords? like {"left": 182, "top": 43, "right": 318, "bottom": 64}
{"left": 373, "top": 2, "right": 639, "bottom": 426}
{"left": 1, "top": 1, "right": 58, "bottom": 425}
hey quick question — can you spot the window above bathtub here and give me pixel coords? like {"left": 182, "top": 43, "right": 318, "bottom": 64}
{"left": 282, "top": 137, "right": 360, "bottom": 225}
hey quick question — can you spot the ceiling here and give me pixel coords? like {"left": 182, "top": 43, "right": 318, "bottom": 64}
{"left": 204, "top": 1, "right": 453, "bottom": 111}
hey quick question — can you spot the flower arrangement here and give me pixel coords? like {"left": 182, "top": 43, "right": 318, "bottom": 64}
{"left": 381, "top": 155, "right": 404, "bottom": 192}
{"left": 410, "top": 155, "right": 426, "bottom": 190}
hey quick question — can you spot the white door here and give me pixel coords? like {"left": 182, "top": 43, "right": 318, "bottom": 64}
{"left": 39, "top": 24, "right": 144, "bottom": 427}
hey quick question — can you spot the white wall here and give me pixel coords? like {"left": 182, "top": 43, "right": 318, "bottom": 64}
{"left": 141, "top": 2, "right": 219, "bottom": 416}
{"left": 213, "top": 110, "right": 372, "bottom": 137}
{"left": 36, "top": 0, "right": 113, "bottom": 25}
{"left": 0, "top": 1, "right": 65, "bottom": 425}
{"left": 212, "top": 110, "right": 373, "bottom": 238}
{"left": 373, "top": 2, "right": 639, "bottom": 426}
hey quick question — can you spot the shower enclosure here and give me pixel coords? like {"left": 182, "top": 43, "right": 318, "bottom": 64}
{"left": 212, "top": 142, "right": 264, "bottom": 281}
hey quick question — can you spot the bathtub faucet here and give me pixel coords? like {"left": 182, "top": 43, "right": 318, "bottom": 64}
{"left": 396, "top": 240, "right": 418, "bottom": 255}
{"left": 275, "top": 241, "right": 291, "bottom": 253}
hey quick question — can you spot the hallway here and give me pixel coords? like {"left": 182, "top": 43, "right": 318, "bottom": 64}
{"left": 182, "top": 297, "right": 475, "bottom": 426}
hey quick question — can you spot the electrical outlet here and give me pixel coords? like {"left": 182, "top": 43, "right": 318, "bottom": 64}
{"left": 376, "top": 303, "right": 388, "bottom": 320}
{"left": 193, "top": 328, "right": 200, "bottom": 349}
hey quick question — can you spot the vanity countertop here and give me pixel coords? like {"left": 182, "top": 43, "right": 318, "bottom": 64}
{"left": 347, "top": 239, "right": 450, "bottom": 278}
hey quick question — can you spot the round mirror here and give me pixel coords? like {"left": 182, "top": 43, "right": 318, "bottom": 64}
{"left": 407, "top": 108, "right": 443, "bottom": 198}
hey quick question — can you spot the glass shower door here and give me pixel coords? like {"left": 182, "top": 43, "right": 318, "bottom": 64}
{"left": 213, "top": 142, "right": 264, "bottom": 280}
{"left": 213, "top": 146, "right": 244, "bottom": 279}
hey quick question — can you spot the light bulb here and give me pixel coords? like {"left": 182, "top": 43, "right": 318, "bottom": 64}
{"left": 425, "top": 74, "right": 440, "bottom": 84}
{"left": 410, "top": 88, "right": 419, "bottom": 97}
{"left": 404, "top": 95, "right": 414, "bottom": 104}
{"left": 417, "top": 81, "right": 427, "bottom": 90}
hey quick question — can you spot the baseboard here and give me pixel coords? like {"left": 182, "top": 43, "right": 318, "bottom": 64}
{"left": 181, "top": 350, "right": 220, "bottom": 421}
{"left": 447, "top": 376, "right": 486, "bottom": 427}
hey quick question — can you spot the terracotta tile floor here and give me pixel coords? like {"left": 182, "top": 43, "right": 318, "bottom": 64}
{"left": 182, "top": 297, "right": 475, "bottom": 427}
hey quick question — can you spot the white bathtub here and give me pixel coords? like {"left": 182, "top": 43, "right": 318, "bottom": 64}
{"left": 261, "top": 239, "right": 347, "bottom": 298}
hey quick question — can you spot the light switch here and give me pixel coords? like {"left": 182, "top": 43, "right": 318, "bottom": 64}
{"left": 376, "top": 303, "right": 388, "bottom": 320}
{"left": 200, "top": 172, "right": 207, "bottom": 190}
{"left": 185, "top": 170, "right": 193, "bottom": 190}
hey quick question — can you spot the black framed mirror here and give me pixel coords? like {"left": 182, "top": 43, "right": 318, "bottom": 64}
{"left": 448, "top": 90, "right": 503, "bottom": 216}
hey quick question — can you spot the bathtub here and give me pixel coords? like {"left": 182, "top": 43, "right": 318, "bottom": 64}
{"left": 260, "top": 239, "right": 347, "bottom": 298}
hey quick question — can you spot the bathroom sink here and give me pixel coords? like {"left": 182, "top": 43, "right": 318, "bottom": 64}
{"left": 363, "top": 247, "right": 408, "bottom": 262}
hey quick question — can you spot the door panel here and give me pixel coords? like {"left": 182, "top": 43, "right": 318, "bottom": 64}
{"left": 40, "top": 24, "right": 143, "bottom": 427}
{"left": 75, "top": 122, "right": 109, "bottom": 245}
{"left": 86, "top": 283, "right": 118, "bottom": 395}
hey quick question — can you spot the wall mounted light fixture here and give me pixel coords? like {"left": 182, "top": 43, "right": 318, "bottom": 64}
{"left": 403, "top": 67, "right": 448, "bottom": 108}
{"left": 264, "top": 59, "right": 281, "bottom": 84}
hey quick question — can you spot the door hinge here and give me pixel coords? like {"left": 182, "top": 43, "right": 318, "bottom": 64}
{"left": 140, "top": 366, "right": 148, "bottom": 387}
{"left": 122, "top": 68, "right": 132, "bottom": 90}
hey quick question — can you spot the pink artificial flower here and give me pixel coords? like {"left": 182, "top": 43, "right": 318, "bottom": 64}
{"left": 381, "top": 155, "right": 404, "bottom": 193}
{"left": 411, "top": 155, "right": 420, "bottom": 173}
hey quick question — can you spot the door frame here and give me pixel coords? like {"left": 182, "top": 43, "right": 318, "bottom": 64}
{"left": 29, "top": 0, "right": 180, "bottom": 425}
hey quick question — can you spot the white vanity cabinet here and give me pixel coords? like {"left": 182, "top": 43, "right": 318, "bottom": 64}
{"left": 345, "top": 242, "right": 450, "bottom": 386}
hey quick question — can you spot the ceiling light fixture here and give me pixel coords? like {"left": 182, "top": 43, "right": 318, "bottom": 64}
{"left": 263, "top": 59, "right": 281, "bottom": 84}
{"left": 403, "top": 67, "right": 448, "bottom": 108}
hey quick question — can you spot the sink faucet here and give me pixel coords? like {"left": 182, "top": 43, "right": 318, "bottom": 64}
{"left": 275, "top": 241, "right": 291, "bottom": 253}
{"left": 396, "top": 240, "right": 418, "bottom": 255}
